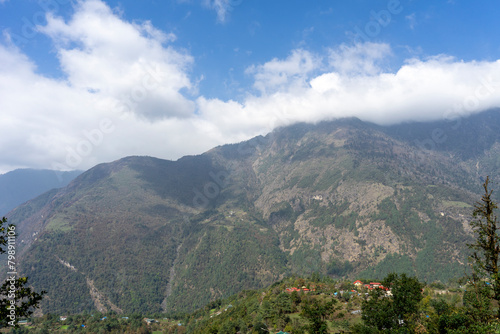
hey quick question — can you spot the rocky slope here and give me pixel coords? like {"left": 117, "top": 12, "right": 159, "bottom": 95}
{"left": 5, "top": 110, "right": 500, "bottom": 314}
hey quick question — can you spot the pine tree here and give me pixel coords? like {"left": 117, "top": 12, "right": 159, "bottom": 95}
{"left": 467, "top": 176, "right": 500, "bottom": 319}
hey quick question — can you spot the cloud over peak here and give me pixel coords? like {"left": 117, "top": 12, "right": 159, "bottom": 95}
{"left": 238, "top": 43, "right": 500, "bottom": 127}
{"left": 1, "top": 0, "right": 500, "bottom": 173}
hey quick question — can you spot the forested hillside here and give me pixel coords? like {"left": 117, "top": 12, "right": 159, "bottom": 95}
{"left": 17, "top": 273, "right": 500, "bottom": 333}
{"left": 5, "top": 110, "right": 500, "bottom": 314}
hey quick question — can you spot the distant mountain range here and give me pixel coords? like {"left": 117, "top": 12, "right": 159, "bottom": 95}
{"left": 0, "top": 169, "right": 82, "bottom": 217}
{"left": 5, "top": 109, "right": 500, "bottom": 315}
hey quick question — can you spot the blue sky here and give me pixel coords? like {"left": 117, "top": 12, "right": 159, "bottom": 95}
{"left": 1, "top": 0, "right": 500, "bottom": 173}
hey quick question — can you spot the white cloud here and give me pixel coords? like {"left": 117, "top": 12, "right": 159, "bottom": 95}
{"left": 1, "top": 0, "right": 500, "bottom": 174}
{"left": 0, "top": 0, "right": 202, "bottom": 172}
{"left": 39, "top": 0, "right": 194, "bottom": 121}
{"left": 328, "top": 42, "right": 392, "bottom": 75}
{"left": 199, "top": 43, "right": 500, "bottom": 138}
{"left": 245, "top": 49, "right": 322, "bottom": 94}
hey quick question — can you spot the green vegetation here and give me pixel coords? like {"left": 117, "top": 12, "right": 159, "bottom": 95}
{"left": 467, "top": 176, "right": 500, "bottom": 319}
{"left": 442, "top": 200, "right": 472, "bottom": 208}
{"left": 327, "top": 259, "right": 354, "bottom": 277}
{"left": 10, "top": 312, "right": 154, "bottom": 333}
{"left": 0, "top": 217, "right": 45, "bottom": 328}
{"left": 354, "top": 180, "right": 500, "bottom": 333}
{"left": 359, "top": 253, "right": 414, "bottom": 279}
{"left": 297, "top": 174, "right": 319, "bottom": 189}
{"left": 6, "top": 113, "right": 500, "bottom": 317}
{"left": 353, "top": 274, "right": 500, "bottom": 334}
{"left": 11, "top": 275, "right": 356, "bottom": 333}
{"left": 360, "top": 184, "right": 471, "bottom": 283}
{"left": 315, "top": 168, "right": 343, "bottom": 191}
{"left": 165, "top": 219, "right": 288, "bottom": 312}
{"left": 45, "top": 216, "right": 72, "bottom": 232}
{"left": 15, "top": 272, "right": 500, "bottom": 333}
{"left": 358, "top": 273, "right": 424, "bottom": 332}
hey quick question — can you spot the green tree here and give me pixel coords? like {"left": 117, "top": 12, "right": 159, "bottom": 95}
{"left": 251, "top": 315, "right": 268, "bottom": 334}
{"left": 361, "top": 287, "right": 396, "bottom": 331}
{"left": 467, "top": 176, "right": 500, "bottom": 319}
{"left": 274, "top": 292, "right": 292, "bottom": 329}
{"left": 361, "top": 273, "right": 424, "bottom": 332}
{"left": 0, "top": 217, "right": 45, "bottom": 327}
{"left": 386, "top": 273, "right": 424, "bottom": 324}
{"left": 300, "top": 298, "right": 333, "bottom": 334}
{"left": 275, "top": 292, "right": 292, "bottom": 316}
{"left": 462, "top": 281, "right": 492, "bottom": 324}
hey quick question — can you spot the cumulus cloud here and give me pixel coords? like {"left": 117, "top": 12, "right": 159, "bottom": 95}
{"left": 308, "top": 56, "right": 500, "bottom": 124}
{"left": 200, "top": 43, "right": 500, "bottom": 135}
{"left": 39, "top": 0, "right": 194, "bottom": 121}
{"left": 1, "top": 0, "right": 500, "bottom": 174}
{"left": 0, "top": 0, "right": 202, "bottom": 173}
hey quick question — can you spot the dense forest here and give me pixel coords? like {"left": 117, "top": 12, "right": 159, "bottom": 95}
{"left": 6, "top": 273, "right": 499, "bottom": 333}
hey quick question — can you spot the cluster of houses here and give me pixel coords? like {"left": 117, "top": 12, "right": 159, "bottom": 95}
{"left": 354, "top": 280, "right": 388, "bottom": 290}
{"left": 353, "top": 280, "right": 392, "bottom": 295}
{"left": 284, "top": 281, "right": 391, "bottom": 292}
{"left": 282, "top": 281, "right": 393, "bottom": 297}
{"left": 284, "top": 285, "right": 315, "bottom": 293}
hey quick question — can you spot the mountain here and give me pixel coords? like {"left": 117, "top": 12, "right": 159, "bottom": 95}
{"left": 0, "top": 169, "right": 82, "bottom": 217}
{"left": 5, "top": 110, "right": 500, "bottom": 315}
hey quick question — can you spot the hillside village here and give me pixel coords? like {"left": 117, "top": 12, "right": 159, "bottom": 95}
{"left": 13, "top": 275, "right": 475, "bottom": 333}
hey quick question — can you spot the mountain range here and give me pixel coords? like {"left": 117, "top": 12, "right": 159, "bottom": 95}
{"left": 5, "top": 109, "right": 500, "bottom": 315}
{"left": 0, "top": 169, "right": 82, "bottom": 217}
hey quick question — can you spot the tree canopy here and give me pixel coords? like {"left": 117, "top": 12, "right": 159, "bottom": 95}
{"left": 467, "top": 176, "right": 500, "bottom": 319}
{"left": 361, "top": 273, "right": 424, "bottom": 332}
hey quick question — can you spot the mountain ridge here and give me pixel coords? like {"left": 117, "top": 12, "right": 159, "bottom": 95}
{"left": 0, "top": 169, "right": 82, "bottom": 217}
{"left": 5, "top": 110, "right": 500, "bottom": 314}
